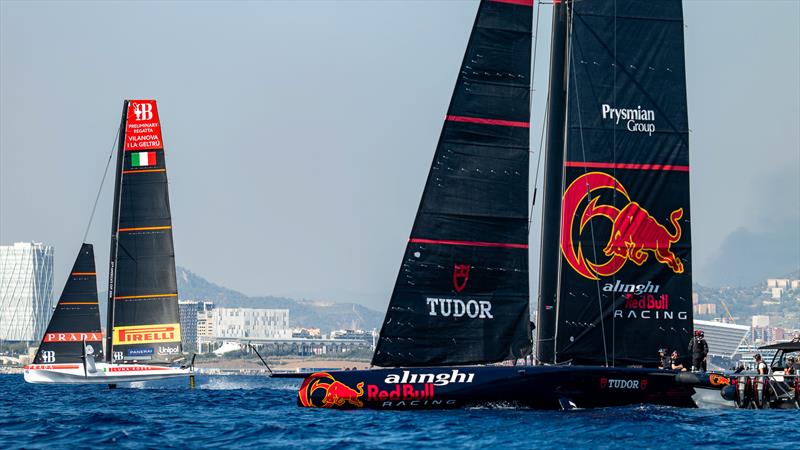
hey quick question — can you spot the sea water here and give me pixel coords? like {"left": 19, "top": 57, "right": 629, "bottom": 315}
{"left": 1, "top": 374, "right": 797, "bottom": 449}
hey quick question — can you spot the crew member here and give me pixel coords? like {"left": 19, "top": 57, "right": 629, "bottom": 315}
{"left": 658, "top": 348, "right": 670, "bottom": 370}
{"left": 784, "top": 355, "right": 796, "bottom": 375}
{"left": 670, "top": 350, "right": 686, "bottom": 371}
{"left": 688, "top": 330, "right": 709, "bottom": 372}
{"left": 754, "top": 354, "right": 769, "bottom": 375}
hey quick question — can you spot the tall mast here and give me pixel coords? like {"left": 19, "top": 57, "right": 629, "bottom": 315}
{"left": 535, "top": 0, "right": 569, "bottom": 364}
{"left": 105, "top": 100, "right": 127, "bottom": 362}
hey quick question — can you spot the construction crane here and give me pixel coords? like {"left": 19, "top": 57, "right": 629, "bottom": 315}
{"left": 719, "top": 298, "right": 736, "bottom": 323}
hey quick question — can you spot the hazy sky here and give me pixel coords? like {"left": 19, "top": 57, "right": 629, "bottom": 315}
{"left": 2, "top": 1, "right": 798, "bottom": 310}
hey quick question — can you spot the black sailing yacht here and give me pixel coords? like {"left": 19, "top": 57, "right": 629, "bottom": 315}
{"left": 24, "top": 100, "right": 190, "bottom": 384}
{"left": 288, "top": 0, "right": 698, "bottom": 409}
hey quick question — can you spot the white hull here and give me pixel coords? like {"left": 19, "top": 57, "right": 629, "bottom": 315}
{"left": 23, "top": 362, "right": 190, "bottom": 384}
{"left": 692, "top": 386, "right": 734, "bottom": 409}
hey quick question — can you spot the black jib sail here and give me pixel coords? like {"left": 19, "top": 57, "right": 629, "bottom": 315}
{"left": 372, "top": 0, "right": 534, "bottom": 367}
{"left": 106, "top": 99, "right": 182, "bottom": 364}
{"left": 34, "top": 244, "right": 104, "bottom": 364}
{"left": 541, "top": 0, "right": 693, "bottom": 366}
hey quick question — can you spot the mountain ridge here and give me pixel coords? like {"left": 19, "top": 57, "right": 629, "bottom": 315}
{"left": 175, "top": 267, "right": 384, "bottom": 333}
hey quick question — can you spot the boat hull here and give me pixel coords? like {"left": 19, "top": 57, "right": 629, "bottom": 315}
{"left": 295, "top": 365, "right": 696, "bottom": 410}
{"left": 23, "top": 362, "right": 191, "bottom": 384}
{"left": 674, "top": 371, "right": 734, "bottom": 408}
{"left": 692, "top": 386, "right": 734, "bottom": 408}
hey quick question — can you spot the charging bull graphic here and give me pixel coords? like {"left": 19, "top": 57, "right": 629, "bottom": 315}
{"left": 561, "top": 172, "right": 684, "bottom": 280}
{"left": 298, "top": 372, "right": 365, "bottom": 408}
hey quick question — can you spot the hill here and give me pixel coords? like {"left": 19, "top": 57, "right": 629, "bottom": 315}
{"left": 693, "top": 271, "right": 800, "bottom": 329}
{"left": 175, "top": 267, "right": 384, "bottom": 333}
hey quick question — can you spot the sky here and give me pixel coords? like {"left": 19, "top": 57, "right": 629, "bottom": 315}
{"left": 1, "top": 0, "right": 798, "bottom": 311}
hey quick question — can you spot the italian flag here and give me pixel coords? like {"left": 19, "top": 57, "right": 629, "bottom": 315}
{"left": 131, "top": 151, "right": 156, "bottom": 167}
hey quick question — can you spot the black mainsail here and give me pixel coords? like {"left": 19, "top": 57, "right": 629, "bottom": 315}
{"left": 33, "top": 244, "right": 104, "bottom": 364}
{"left": 106, "top": 100, "right": 183, "bottom": 364}
{"left": 372, "top": 0, "right": 534, "bottom": 367}
{"left": 538, "top": 0, "right": 693, "bottom": 366}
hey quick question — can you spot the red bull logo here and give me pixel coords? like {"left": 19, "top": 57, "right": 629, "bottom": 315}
{"left": 709, "top": 374, "right": 730, "bottom": 387}
{"left": 561, "top": 172, "right": 684, "bottom": 280}
{"left": 298, "top": 372, "right": 365, "bottom": 408}
{"left": 367, "top": 383, "right": 435, "bottom": 401}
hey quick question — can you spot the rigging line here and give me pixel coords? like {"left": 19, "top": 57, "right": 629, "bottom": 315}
{"left": 82, "top": 126, "right": 120, "bottom": 244}
{"left": 530, "top": 1, "right": 543, "bottom": 103}
{"left": 568, "top": 3, "right": 609, "bottom": 367}
{"left": 529, "top": 91, "right": 549, "bottom": 231}
{"left": 528, "top": 1, "right": 549, "bottom": 232}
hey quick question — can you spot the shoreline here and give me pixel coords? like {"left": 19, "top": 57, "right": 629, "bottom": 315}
{"left": 1, "top": 358, "right": 371, "bottom": 376}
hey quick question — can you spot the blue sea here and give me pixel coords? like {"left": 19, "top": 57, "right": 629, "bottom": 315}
{"left": 1, "top": 374, "right": 797, "bottom": 449}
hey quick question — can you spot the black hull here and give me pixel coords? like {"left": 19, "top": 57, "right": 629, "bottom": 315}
{"left": 295, "top": 365, "right": 696, "bottom": 410}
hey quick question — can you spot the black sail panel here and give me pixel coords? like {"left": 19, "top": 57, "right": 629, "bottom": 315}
{"left": 554, "top": 0, "right": 692, "bottom": 366}
{"left": 34, "top": 244, "right": 103, "bottom": 364}
{"left": 372, "top": 0, "right": 533, "bottom": 367}
{"left": 108, "top": 100, "right": 182, "bottom": 364}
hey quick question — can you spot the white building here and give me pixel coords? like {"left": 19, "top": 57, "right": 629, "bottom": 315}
{"left": 0, "top": 242, "right": 54, "bottom": 341}
{"left": 197, "top": 306, "right": 215, "bottom": 341}
{"left": 211, "top": 307, "right": 290, "bottom": 340}
{"left": 752, "top": 315, "right": 770, "bottom": 328}
{"left": 767, "top": 279, "right": 790, "bottom": 288}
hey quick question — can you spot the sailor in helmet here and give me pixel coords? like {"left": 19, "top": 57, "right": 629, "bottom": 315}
{"left": 688, "top": 330, "right": 709, "bottom": 372}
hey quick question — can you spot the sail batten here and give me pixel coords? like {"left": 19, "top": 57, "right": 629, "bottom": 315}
{"left": 373, "top": 0, "right": 533, "bottom": 367}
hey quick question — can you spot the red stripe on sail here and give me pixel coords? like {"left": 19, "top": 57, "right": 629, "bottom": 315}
{"left": 446, "top": 115, "right": 530, "bottom": 128}
{"left": 409, "top": 238, "right": 528, "bottom": 249}
{"left": 491, "top": 0, "right": 534, "bottom": 6}
{"left": 565, "top": 161, "right": 690, "bottom": 172}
